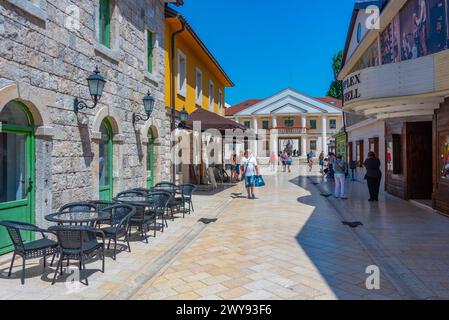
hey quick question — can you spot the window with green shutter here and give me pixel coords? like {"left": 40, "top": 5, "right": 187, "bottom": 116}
{"left": 310, "top": 120, "right": 317, "bottom": 130}
{"left": 99, "top": 0, "right": 111, "bottom": 48}
{"left": 147, "top": 31, "right": 153, "bottom": 74}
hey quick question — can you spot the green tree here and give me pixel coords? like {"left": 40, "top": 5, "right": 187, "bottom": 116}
{"left": 327, "top": 50, "right": 343, "bottom": 100}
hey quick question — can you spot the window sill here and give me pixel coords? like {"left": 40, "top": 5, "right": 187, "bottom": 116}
{"left": 144, "top": 72, "right": 159, "bottom": 84}
{"left": 6, "top": 0, "right": 47, "bottom": 21}
{"left": 94, "top": 43, "right": 120, "bottom": 64}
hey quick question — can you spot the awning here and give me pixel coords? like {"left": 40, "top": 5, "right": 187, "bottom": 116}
{"left": 185, "top": 108, "right": 246, "bottom": 131}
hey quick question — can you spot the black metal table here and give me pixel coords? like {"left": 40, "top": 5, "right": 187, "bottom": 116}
{"left": 45, "top": 211, "right": 110, "bottom": 226}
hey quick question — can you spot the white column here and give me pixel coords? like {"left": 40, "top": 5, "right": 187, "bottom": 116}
{"left": 252, "top": 117, "right": 258, "bottom": 157}
{"left": 322, "top": 115, "right": 328, "bottom": 155}
{"left": 301, "top": 115, "right": 307, "bottom": 129}
{"left": 301, "top": 115, "right": 307, "bottom": 157}
{"left": 301, "top": 135, "right": 307, "bottom": 157}
{"left": 272, "top": 116, "right": 277, "bottom": 129}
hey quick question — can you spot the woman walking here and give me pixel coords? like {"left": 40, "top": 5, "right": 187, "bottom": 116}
{"left": 230, "top": 154, "right": 238, "bottom": 182}
{"left": 334, "top": 155, "right": 348, "bottom": 200}
{"left": 286, "top": 154, "right": 293, "bottom": 173}
{"left": 281, "top": 151, "right": 288, "bottom": 172}
{"left": 364, "top": 151, "right": 382, "bottom": 202}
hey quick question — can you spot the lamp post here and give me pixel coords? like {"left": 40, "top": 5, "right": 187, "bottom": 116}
{"left": 133, "top": 91, "right": 156, "bottom": 124}
{"left": 178, "top": 106, "right": 188, "bottom": 129}
{"left": 74, "top": 66, "right": 106, "bottom": 113}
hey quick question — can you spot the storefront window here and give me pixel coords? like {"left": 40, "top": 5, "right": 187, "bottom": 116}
{"left": 440, "top": 133, "right": 449, "bottom": 180}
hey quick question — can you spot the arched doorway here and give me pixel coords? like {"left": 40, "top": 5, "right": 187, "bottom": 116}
{"left": 99, "top": 119, "right": 113, "bottom": 200}
{"left": 0, "top": 101, "right": 35, "bottom": 254}
{"left": 147, "top": 129, "right": 155, "bottom": 188}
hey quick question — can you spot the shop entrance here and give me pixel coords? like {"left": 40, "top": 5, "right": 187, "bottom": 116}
{"left": 407, "top": 122, "right": 433, "bottom": 200}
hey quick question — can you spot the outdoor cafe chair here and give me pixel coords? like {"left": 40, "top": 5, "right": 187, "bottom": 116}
{"left": 146, "top": 191, "right": 171, "bottom": 235}
{"left": 114, "top": 190, "right": 154, "bottom": 243}
{"left": 178, "top": 184, "right": 197, "bottom": 217}
{"left": 88, "top": 200, "right": 118, "bottom": 226}
{"left": 49, "top": 225, "right": 105, "bottom": 286}
{"left": 132, "top": 188, "right": 152, "bottom": 196}
{"left": 153, "top": 183, "right": 182, "bottom": 220}
{"left": 99, "top": 204, "right": 136, "bottom": 260}
{"left": 0, "top": 221, "right": 58, "bottom": 285}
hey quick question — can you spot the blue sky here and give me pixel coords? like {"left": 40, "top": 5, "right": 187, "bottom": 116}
{"left": 175, "top": 0, "right": 355, "bottom": 105}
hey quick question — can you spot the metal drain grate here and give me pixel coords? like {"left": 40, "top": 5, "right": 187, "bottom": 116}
{"left": 320, "top": 193, "right": 332, "bottom": 198}
{"left": 342, "top": 221, "right": 364, "bottom": 228}
{"left": 198, "top": 218, "right": 218, "bottom": 225}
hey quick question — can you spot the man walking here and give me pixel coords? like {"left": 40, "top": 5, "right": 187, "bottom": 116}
{"left": 334, "top": 155, "right": 348, "bottom": 200}
{"left": 240, "top": 150, "right": 259, "bottom": 199}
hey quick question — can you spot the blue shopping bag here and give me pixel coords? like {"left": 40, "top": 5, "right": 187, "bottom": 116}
{"left": 254, "top": 175, "right": 266, "bottom": 188}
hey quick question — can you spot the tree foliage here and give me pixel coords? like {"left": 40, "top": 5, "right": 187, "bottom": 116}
{"left": 327, "top": 50, "right": 343, "bottom": 100}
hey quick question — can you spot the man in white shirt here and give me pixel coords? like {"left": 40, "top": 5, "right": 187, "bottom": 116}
{"left": 240, "top": 150, "right": 259, "bottom": 199}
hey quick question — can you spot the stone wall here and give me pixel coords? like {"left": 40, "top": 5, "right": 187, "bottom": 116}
{"left": 0, "top": 0, "right": 172, "bottom": 224}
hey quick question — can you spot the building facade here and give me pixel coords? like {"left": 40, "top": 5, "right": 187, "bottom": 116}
{"left": 164, "top": 7, "right": 233, "bottom": 117}
{"left": 0, "top": 0, "right": 181, "bottom": 254}
{"left": 340, "top": 0, "right": 449, "bottom": 215}
{"left": 226, "top": 89, "right": 343, "bottom": 158}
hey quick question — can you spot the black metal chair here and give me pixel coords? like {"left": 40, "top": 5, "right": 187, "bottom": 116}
{"left": 154, "top": 183, "right": 182, "bottom": 221}
{"left": 88, "top": 200, "right": 117, "bottom": 226}
{"left": 178, "top": 184, "right": 197, "bottom": 217}
{"left": 146, "top": 191, "right": 171, "bottom": 235}
{"left": 49, "top": 226, "right": 105, "bottom": 286}
{"left": 132, "top": 188, "right": 152, "bottom": 196}
{"left": 99, "top": 204, "right": 136, "bottom": 260}
{"left": 0, "top": 221, "right": 58, "bottom": 285}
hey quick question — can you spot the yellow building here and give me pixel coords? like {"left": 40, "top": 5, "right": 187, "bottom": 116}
{"left": 165, "top": 6, "right": 234, "bottom": 118}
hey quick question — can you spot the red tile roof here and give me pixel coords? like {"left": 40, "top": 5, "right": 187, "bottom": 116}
{"left": 226, "top": 96, "right": 342, "bottom": 116}
{"left": 225, "top": 99, "right": 263, "bottom": 116}
{"left": 314, "top": 97, "right": 343, "bottom": 108}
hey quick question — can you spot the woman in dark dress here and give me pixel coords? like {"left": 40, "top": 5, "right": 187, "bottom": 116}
{"left": 364, "top": 151, "right": 382, "bottom": 202}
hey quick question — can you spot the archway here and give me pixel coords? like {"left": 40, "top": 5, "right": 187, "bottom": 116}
{"left": 0, "top": 101, "right": 36, "bottom": 254}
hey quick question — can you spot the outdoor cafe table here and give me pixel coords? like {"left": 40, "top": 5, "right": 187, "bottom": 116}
{"left": 45, "top": 211, "right": 110, "bottom": 226}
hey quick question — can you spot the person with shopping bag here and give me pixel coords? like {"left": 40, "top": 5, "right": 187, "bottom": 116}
{"left": 240, "top": 149, "right": 261, "bottom": 200}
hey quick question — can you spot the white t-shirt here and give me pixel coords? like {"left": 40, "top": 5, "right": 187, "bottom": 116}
{"left": 240, "top": 157, "right": 258, "bottom": 177}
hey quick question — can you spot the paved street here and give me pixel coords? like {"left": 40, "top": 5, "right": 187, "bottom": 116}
{"left": 1, "top": 164, "right": 449, "bottom": 300}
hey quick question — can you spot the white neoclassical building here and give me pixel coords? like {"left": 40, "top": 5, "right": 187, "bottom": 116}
{"left": 226, "top": 89, "right": 343, "bottom": 158}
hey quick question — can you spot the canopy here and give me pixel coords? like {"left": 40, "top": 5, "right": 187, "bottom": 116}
{"left": 185, "top": 108, "right": 246, "bottom": 131}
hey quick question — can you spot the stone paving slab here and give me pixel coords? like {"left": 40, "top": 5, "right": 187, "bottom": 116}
{"left": 309, "top": 173, "right": 449, "bottom": 300}
{"left": 0, "top": 187, "right": 237, "bottom": 300}
{"left": 133, "top": 166, "right": 403, "bottom": 300}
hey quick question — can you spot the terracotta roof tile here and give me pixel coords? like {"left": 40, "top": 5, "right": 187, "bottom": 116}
{"left": 225, "top": 99, "right": 263, "bottom": 116}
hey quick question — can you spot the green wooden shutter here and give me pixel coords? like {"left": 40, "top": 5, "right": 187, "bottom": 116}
{"left": 99, "top": 0, "right": 111, "bottom": 48}
{"left": 148, "top": 31, "right": 153, "bottom": 74}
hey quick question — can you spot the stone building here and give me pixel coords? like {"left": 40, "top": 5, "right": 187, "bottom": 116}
{"left": 0, "top": 0, "right": 181, "bottom": 253}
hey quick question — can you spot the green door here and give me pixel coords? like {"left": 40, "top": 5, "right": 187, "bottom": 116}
{"left": 146, "top": 131, "right": 155, "bottom": 188}
{"left": 99, "top": 120, "right": 113, "bottom": 200}
{"left": 0, "top": 101, "right": 35, "bottom": 254}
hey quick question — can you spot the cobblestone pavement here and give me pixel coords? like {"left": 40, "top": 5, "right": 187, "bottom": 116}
{"left": 2, "top": 165, "right": 449, "bottom": 300}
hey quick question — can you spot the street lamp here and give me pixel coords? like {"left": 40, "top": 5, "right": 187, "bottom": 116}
{"left": 133, "top": 91, "right": 156, "bottom": 124}
{"left": 178, "top": 106, "right": 188, "bottom": 128}
{"left": 74, "top": 66, "right": 106, "bottom": 113}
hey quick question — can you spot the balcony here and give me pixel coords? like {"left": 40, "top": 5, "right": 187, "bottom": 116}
{"left": 270, "top": 127, "right": 308, "bottom": 135}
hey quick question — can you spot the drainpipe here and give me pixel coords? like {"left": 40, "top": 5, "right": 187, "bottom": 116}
{"left": 170, "top": 16, "right": 185, "bottom": 183}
